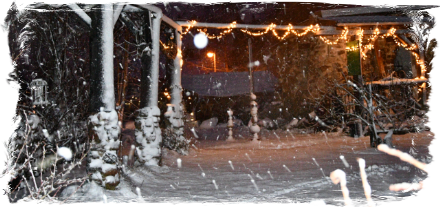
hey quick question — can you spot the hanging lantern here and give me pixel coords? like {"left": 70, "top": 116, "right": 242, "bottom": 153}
{"left": 30, "top": 79, "right": 49, "bottom": 105}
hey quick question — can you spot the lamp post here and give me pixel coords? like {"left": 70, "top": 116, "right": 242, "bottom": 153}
{"left": 207, "top": 52, "right": 216, "bottom": 72}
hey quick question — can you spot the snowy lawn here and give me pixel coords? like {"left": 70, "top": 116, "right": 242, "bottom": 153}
{"left": 59, "top": 127, "right": 433, "bottom": 206}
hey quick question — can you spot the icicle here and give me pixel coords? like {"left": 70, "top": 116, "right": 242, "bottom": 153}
{"left": 245, "top": 153, "right": 252, "bottom": 162}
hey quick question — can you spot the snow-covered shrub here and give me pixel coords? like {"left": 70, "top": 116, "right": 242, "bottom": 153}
{"left": 162, "top": 128, "right": 189, "bottom": 155}
{"left": 162, "top": 104, "right": 189, "bottom": 155}
{"left": 4, "top": 112, "right": 89, "bottom": 202}
{"left": 134, "top": 106, "right": 162, "bottom": 166}
{"left": 88, "top": 108, "right": 121, "bottom": 190}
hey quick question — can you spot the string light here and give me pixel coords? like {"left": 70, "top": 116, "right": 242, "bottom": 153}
{"left": 290, "top": 24, "right": 320, "bottom": 37}
{"left": 196, "top": 21, "right": 237, "bottom": 39}
{"left": 159, "top": 40, "right": 170, "bottom": 49}
{"left": 320, "top": 27, "right": 348, "bottom": 45}
{"left": 181, "top": 20, "right": 197, "bottom": 35}
{"left": 240, "top": 23, "right": 275, "bottom": 36}
{"left": 346, "top": 46, "right": 359, "bottom": 52}
{"left": 180, "top": 20, "right": 427, "bottom": 77}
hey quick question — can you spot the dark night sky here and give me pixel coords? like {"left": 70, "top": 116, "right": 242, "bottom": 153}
{"left": 156, "top": 0, "right": 438, "bottom": 24}
{"left": 353, "top": 0, "right": 438, "bottom": 7}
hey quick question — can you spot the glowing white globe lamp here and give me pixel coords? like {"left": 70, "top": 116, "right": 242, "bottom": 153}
{"left": 194, "top": 33, "right": 208, "bottom": 49}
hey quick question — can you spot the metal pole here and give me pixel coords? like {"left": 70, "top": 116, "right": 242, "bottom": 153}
{"left": 248, "top": 38, "right": 253, "bottom": 93}
{"left": 214, "top": 53, "right": 216, "bottom": 73}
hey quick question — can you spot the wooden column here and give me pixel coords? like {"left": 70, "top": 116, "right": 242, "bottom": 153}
{"left": 135, "top": 10, "right": 163, "bottom": 166}
{"left": 164, "top": 28, "right": 186, "bottom": 154}
{"left": 171, "top": 30, "right": 183, "bottom": 113}
{"left": 88, "top": 4, "right": 121, "bottom": 190}
{"left": 89, "top": 5, "right": 116, "bottom": 112}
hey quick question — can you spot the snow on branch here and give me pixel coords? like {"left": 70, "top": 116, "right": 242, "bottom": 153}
{"left": 68, "top": 4, "right": 91, "bottom": 27}
{"left": 377, "top": 144, "right": 440, "bottom": 192}
{"left": 0, "top": 9, "right": 26, "bottom": 33}
{"left": 0, "top": 0, "right": 63, "bottom": 9}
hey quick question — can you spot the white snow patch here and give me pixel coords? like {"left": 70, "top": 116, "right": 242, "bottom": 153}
{"left": 57, "top": 147, "right": 72, "bottom": 161}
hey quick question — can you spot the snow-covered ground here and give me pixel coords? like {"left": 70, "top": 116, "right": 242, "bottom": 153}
{"left": 54, "top": 127, "right": 433, "bottom": 206}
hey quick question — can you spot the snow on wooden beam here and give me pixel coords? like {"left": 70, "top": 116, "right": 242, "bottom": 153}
{"left": 134, "top": 4, "right": 163, "bottom": 15}
{"left": 366, "top": 78, "right": 428, "bottom": 86}
{"left": 337, "top": 22, "right": 411, "bottom": 27}
{"left": 320, "top": 6, "right": 436, "bottom": 18}
{"left": 113, "top": 3, "right": 125, "bottom": 26}
{"left": 316, "top": 29, "right": 409, "bottom": 36}
{"left": 123, "top": 4, "right": 180, "bottom": 31}
{"left": 176, "top": 21, "right": 409, "bottom": 36}
{"left": 68, "top": 4, "right": 91, "bottom": 27}
{"left": 162, "top": 15, "right": 182, "bottom": 32}
{"left": 176, "top": 21, "right": 334, "bottom": 30}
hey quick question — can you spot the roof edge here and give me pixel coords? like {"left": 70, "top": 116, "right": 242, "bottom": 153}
{"left": 320, "top": 2, "right": 440, "bottom": 18}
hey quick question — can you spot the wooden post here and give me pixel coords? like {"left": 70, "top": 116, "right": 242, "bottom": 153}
{"left": 171, "top": 29, "right": 184, "bottom": 128}
{"left": 88, "top": 4, "right": 121, "bottom": 190}
{"left": 373, "top": 40, "right": 386, "bottom": 78}
{"left": 135, "top": 10, "right": 163, "bottom": 166}
{"left": 89, "top": 5, "right": 116, "bottom": 112}
{"left": 164, "top": 27, "right": 185, "bottom": 146}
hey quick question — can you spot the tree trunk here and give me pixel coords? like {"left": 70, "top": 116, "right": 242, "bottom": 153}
{"left": 117, "top": 29, "right": 129, "bottom": 123}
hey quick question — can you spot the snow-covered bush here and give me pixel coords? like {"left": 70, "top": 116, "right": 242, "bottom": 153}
{"left": 135, "top": 107, "right": 162, "bottom": 166}
{"left": 162, "top": 104, "right": 189, "bottom": 155}
{"left": 88, "top": 109, "right": 121, "bottom": 190}
{"left": 4, "top": 112, "right": 89, "bottom": 202}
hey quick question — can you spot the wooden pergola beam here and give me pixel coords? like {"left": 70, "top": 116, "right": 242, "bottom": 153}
{"left": 176, "top": 21, "right": 410, "bottom": 36}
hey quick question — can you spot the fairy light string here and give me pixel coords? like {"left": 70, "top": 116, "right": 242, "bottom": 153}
{"left": 181, "top": 20, "right": 197, "bottom": 35}
{"left": 196, "top": 21, "right": 237, "bottom": 39}
{"left": 180, "top": 20, "right": 426, "bottom": 76}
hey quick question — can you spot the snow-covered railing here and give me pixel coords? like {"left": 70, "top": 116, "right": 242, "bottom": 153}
{"left": 365, "top": 77, "right": 428, "bottom": 86}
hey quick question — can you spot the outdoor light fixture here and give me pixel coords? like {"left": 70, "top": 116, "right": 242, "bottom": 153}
{"left": 207, "top": 52, "right": 216, "bottom": 72}
{"left": 30, "top": 79, "right": 49, "bottom": 106}
{"left": 194, "top": 32, "right": 208, "bottom": 49}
